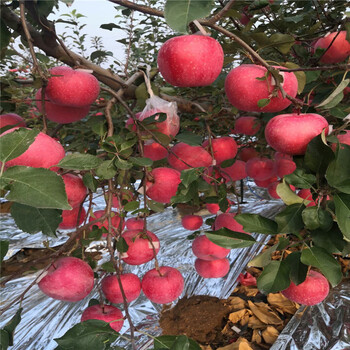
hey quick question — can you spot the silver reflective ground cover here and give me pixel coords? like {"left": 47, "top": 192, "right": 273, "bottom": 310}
{"left": 1, "top": 184, "right": 349, "bottom": 350}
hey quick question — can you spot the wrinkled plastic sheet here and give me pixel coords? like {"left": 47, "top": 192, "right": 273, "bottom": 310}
{"left": 1, "top": 183, "right": 349, "bottom": 349}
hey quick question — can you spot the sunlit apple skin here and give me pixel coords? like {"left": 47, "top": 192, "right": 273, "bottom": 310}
{"left": 62, "top": 174, "right": 87, "bottom": 208}
{"left": 265, "top": 113, "right": 329, "bottom": 155}
{"left": 192, "top": 235, "right": 230, "bottom": 261}
{"left": 194, "top": 258, "right": 230, "bottom": 278}
{"left": 35, "top": 89, "right": 90, "bottom": 124}
{"left": 2, "top": 128, "right": 65, "bottom": 170}
{"left": 145, "top": 167, "right": 181, "bottom": 204}
{"left": 0, "top": 113, "right": 26, "bottom": 128}
{"left": 202, "top": 137, "right": 238, "bottom": 165}
{"left": 143, "top": 140, "right": 168, "bottom": 161}
{"left": 121, "top": 230, "right": 160, "bottom": 265}
{"left": 101, "top": 273, "right": 141, "bottom": 304}
{"left": 125, "top": 217, "right": 145, "bottom": 231}
{"left": 221, "top": 160, "right": 247, "bottom": 182}
{"left": 157, "top": 35, "right": 224, "bottom": 87}
{"left": 234, "top": 116, "right": 261, "bottom": 136}
{"left": 38, "top": 257, "right": 94, "bottom": 302}
{"left": 246, "top": 157, "right": 275, "bottom": 181}
{"left": 214, "top": 213, "right": 249, "bottom": 235}
{"left": 225, "top": 64, "right": 298, "bottom": 112}
{"left": 46, "top": 66, "right": 100, "bottom": 107}
{"left": 141, "top": 266, "right": 184, "bottom": 304}
{"left": 167, "top": 143, "right": 213, "bottom": 171}
{"left": 314, "top": 31, "right": 350, "bottom": 64}
{"left": 81, "top": 305, "right": 124, "bottom": 332}
{"left": 182, "top": 215, "right": 203, "bottom": 231}
{"left": 281, "top": 270, "right": 329, "bottom": 305}
{"left": 59, "top": 207, "right": 86, "bottom": 230}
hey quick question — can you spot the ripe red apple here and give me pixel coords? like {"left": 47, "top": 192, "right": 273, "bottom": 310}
{"left": 157, "top": 35, "right": 224, "bottom": 87}
{"left": 0, "top": 113, "right": 26, "bottom": 128}
{"left": 1, "top": 128, "right": 65, "bottom": 170}
{"left": 192, "top": 235, "right": 230, "bottom": 261}
{"left": 281, "top": 270, "right": 329, "bottom": 305}
{"left": 81, "top": 305, "right": 124, "bottom": 332}
{"left": 143, "top": 140, "right": 168, "bottom": 161}
{"left": 234, "top": 116, "right": 261, "bottom": 135}
{"left": 194, "top": 258, "right": 230, "bottom": 278}
{"left": 237, "top": 272, "right": 257, "bottom": 286}
{"left": 238, "top": 147, "right": 259, "bottom": 162}
{"left": 267, "top": 181, "right": 281, "bottom": 199}
{"left": 181, "top": 215, "right": 203, "bottom": 230}
{"left": 214, "top": 213, "right": 250, "bottom": 234}
{"left": 125, "top": 217, "right": 145, "bottom": 231}
{"left": 35, "top": 89, "right": 90, "bottom": 124}
{"left": 314, "top": 31, "right": 350, "bottom": 64}
{"left": 38, "top": 257, "right": 94, "bottom": 302}
{"left": 202, "top": 137, "right": 238, "bottom": 165}
{"left": 145, "top": 167, "right": 181, "bottom": 203}
{"left": 141, "top": 266, "right": 184, "bottom": 304}
{"left": 106, "top": 189, "right": 133, "bottom": 210}
{"left": 331, "top": 130, "right": 350, "bottom": 151}
{"left": 274, "top": 152, "right": 293, "bottom": 161}
{"left": 205, "top": 198, "right": 233, "bottom": 214}
{"left": 297, "top": 188, "right": 316, "bottom": 207}
{"left": 46, "top": 66, "right": 100, "bottom": 107}
{"left": 246, "top": 157, "right": 275, "bottom": 181}
{"left": 121, "top": 229, "right": 160, "bottom": 265}
{"left": 62, "top": 174, "right": 87, "bottom": 208}
{"left": 274, "top": 158, "right": 296, "bottom": 178}
{"left": 167, "top": 143, "right": 213, "bottom": 171}
{"left": 225, "top": 64, "right": 298, "bottom": 112}
{"left": 89, "top": 210, "right": 124, "bottom": 236}
{"left": 101, "top": 273, "right": 141, "bottom": 304}
{"left": 59, "top": 207, "right": 86, "bottom": 230}
{"left": 202, "top": 166, "right": 224, "bottom": 185}
{"left": 254, "top": 176, "right": 278, "bottom": 188}
{"left": 220, "top": 160, "right": 247, "bottom": 182}
{"left": 265, "top": 113, "right": 329, "bottom": 155}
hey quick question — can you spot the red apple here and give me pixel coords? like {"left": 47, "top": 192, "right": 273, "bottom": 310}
{"left": 167, "top": 143, "right": 213, "bottom": 171}
{"left": 220, "top": 160, "right": 247, "bottom": 182}
{"left": 0, "top": 113, "right": 26, "bottom": 128}
{"left": 265, "top": 113, "right": 329, "bottom": 155}
{"left": 202, "top": 137, "right": 238, "bottom": 165}
{"left": 145, "top": 167, "right": 181, "bottom": 203}
{"left": 106, "top": 189, "right": 133, "bottom": 210}
{"left": 314, "top": 31, "right": 350, "bottom": 64}
{"left": 237, "top": 272, "right": 257, "bottom": 286}
{"left": 246, "top": 157, "right": 275, "bottom": 181}
{"left": 254, "top": 176, "right": 278, "bottom": 188}
{"left": 38, "top": 257, "right": 94, "bottom": 302}
{"left": 274, "top": 152, "right": 293, "bottom": 161}
{"left": 46, "top": 66, "right": 100, "bottom": 107}
{"left": 35, "top": 89, "right": 90, "bottom": 124}
{"left": 202, "top": 166, "right": 224, "bottom": 185}
{"left": 214, "top": 213, "right": 250, "bottom": 234}
{"left": 121, "top": 229, "right": 160, "bottom": 265}
{"left": 89, "top": 210, "right": 124, "bottom": 235}
{"left": 141, "top": 266, "right": 184, "bottom": 304}
{"left": 125, "top": 217, "right": 145, "bottom": 231}
{"left": 331, "top": 130, "right": 350, "bottom": 151}
{"left": 238, "top": 147, "right": 259, "bottom": 162}
{"left": 181, "top": 215, "right": 203, "bottom": 230}
{"left": 205, "top": 198, "right": 233, "bottom": 214}
{"left": 192, "top": 235, "right": 230, "bottom": 261}
{"left": 234, "top": 116, "right": 262, "bottom": 136}
{"left": 157, "top": 35, "right": 224, "bottom": 87}
{"left": 297, "top": 188, "right": 316, "bottom": 207}
{"left": 194, "top": 258, "right": 230, "bottom": 278}
{"left": 281, "top": 270, "right": 329, "bottom": 305}
{"left": 101, "top": 273, "right": 141, "bottom": 304}
{"left": 81, "top": 304, "right": 124, "bottom": 332}
{"left": 62, "top": 174, "right": 87, "bottom": 208}
{"left": 143, "top": 140, "right": 168, "bottom": 161}
{"left": 274, "top": 158, "right": 296, "bottom": 178}
{"left": 1, "top": 128, "right": 65, "bottom": 170}
{"left": 267, "top": 181, "right": 281, "bottom": 199}
{"left": 59, "top": 207, "right": 86, "bottom": 230}
{"left": 225, "top": 64, "right": 298, "bottom": 112}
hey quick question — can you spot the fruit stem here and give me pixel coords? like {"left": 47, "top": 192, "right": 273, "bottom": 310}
{"left": 192, "top": 20, "right": 209, "bottom": 36}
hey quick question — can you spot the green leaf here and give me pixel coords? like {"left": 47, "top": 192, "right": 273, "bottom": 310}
{"left": 129, "top": 157, "right": 153, "bottom": 167}
{"left": 54, "top": 320, "right": 119, "bottom": 350}
{"left": 269, "top": 33, "right": 295, "bottom": 54}
{"left": 284, "top": 168, "right": 316, "bottom": 189}
{"left": 83, "top": 173, "right": 98, "bottom": 192}
{"left": 333, "top": 193, "right": 350, "bottom": 241}
{"left": 181, "top": 168, "right": 200, "bottom": 188}
{"left": 234, "top": 213, "right": 278, "bottom": 235}
{"left": 90, "top": 50, "right": 113, "bottom": 61}
{"left": 301, "top": 207, "right": 333, "bottom": 231}
{"left": 317, "top": 79, "right": 350, "bottom": 108}
{"left": 248, "top": 243, "right": 278, "bottom": 267}
{"left": 171, "top": 335, "right": 190, "bottom": 350}
{"left": 311, "top": 225, "right": 347, "bottom": 254}
{"left": 2, "top": 308, "right": 22, "bottom": 347}
{"left": 282, "top": 62, "right": 306, "bottom": 94}
{"left": 304, "top": 134, "right": 334, "bottom": 176}
{"left": 285, "top": 252, "right": 308, "bottom": 285}
{"left": 88, "top": 299, "right": 100, "bottom": 307}
{"left": 147, "top": 200, "right": 165, "bottom": 213}
{"left": 275, "top": 203, "right": 305, "bottom": 234}
{"left": 164, "top": 0, "right": 214, "bottom": 33}
{"left": 305, "top": 70, "right": 321, "bottom": 84}
{"left": 257, "top": 260, "right": 291, "bottom": 294}
{"left": 176, "top": 132, "right": 202, "bottom": 146}
{"left": 123, "top": 201, "right": 140, "bottom": 212}
{"left": 114, "top": 158, "right": 133, "bottom": 170}
{"left": 0, "top": 128, "right": 39, "bottom": 163}
{"left": 0, "top": 329, "right": 10, "bottom": 350}
{"left": 205, "top": 228, "right": 256, "bottom": 249}
{"left": 276, "top": 181, "right": 306, "bottom": 205}
{"left": 58, "top": 153, "right": 103, "bottom": 170}
{"left": 100, "top": 261, "right": 116, "bottom": 273}
{"left": 1, "top": 21, "right": 11, "bottom": 50}
{"left": 154, "top": 335, "right": 201, "bottom": 350}
{"left": 257, "top": 98, "right": 270, "bottom": 108}
{"left": 96, "top": 160, "right": 118, "bottom": 180}
{"left": 100, "top": 23, "right": 122, "bottom": 31}
{"left": 0, "top": 241, "right": 9, "bottom": 263}
{"left": 11, "top": 203, "right": 61, "bottom": 237}
{"left": 2, "top": 167, "right": 70, "bottom": 209}
{"left": 301, "top": 246, "right": 342, "bottom": 287}
{"left": 326, "top": 144, "right": 350, "bottom": 194}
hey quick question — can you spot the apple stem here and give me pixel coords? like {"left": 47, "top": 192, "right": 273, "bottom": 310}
{"left": 192, "top": 20, "right": 209, "bottom": 36}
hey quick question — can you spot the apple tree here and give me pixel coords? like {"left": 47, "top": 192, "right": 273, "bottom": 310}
{"left": 0, "top": 0, "right": 349, "bottom": 349}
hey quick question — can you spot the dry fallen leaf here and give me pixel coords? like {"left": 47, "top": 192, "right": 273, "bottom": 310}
{"left": 247, "top": 315, "right": 267, "bottom": 329}
{"left": 200, "top": 345, "right": 213, "bottom": 350}
{"left": 238, "top": 285, "right": 260, "bottom": 297}
{"left": 217, "top": 337, "right": 253, "bottom": 350}
{"left": 247, "top": 300, "right": 283, "bottom": 326}
{"left": 262, "top": 326, "right": 279, "bottom": 344}
{"left": 267, "top": 293, "right": 299, "bottom": 315}
{"left": 252, "top": 329, "right": 262, "bottom": 344}
{"left": 228, "top": 309, "right": 252, "bottom": 325}
{"left": 226, "top": 296, "right": 247, "bottom": 311}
